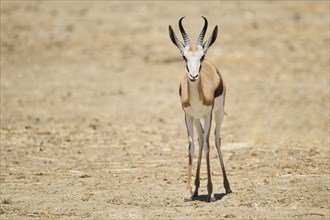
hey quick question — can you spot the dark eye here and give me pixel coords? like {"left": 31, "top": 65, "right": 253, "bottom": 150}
{"left": 200, "top": 55, "right": 205, "bottom": 62}
{"left": 182, "top": 56, "right": 187, "bottom": 62}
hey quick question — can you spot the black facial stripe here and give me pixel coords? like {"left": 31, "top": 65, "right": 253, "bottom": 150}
{"left": 186, "top": 63, "right": 190, "bottom": 72}
{"left": 199, "top": 65, "right": 202, "bottom": 72}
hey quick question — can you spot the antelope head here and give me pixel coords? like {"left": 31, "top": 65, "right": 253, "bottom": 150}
{"left": 169, "top": 16, "right": 218, "bottom": 82}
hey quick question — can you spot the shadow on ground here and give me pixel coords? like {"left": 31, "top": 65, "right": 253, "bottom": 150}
{"left": 192, "top": 193, "right": 227, "bottom": 203}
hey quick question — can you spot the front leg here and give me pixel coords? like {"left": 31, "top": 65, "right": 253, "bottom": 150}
{"left": 204, "top": 112, "right": 215, "bottom": 202}
{"left": 193, "top": 119, "right": 203, "bottom": 197}
{"left": 184, "top": 114, "right": 195, "bottom": 201}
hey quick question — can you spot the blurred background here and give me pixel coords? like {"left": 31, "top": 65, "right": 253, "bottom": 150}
{"left": 1, "top": 1, "right": 329, "bottom": 219}
{"left": 2, "top": 1, "right": 328, "bottom": 144}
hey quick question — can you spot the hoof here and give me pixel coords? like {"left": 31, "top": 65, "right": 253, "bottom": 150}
{"left": 208, "top": 195, "right": 216, "bottom": 202}
{"left": 193, "top": 191, "right": 198, "bottom": 197}
{"left": 184, "top": 191, "right": 193, "bottom": 202}
{"left": 184, "top": 197, "right": 193, "bottom": 202}
{"left": 226, "top": 188, "right": 232, "bottom": 194}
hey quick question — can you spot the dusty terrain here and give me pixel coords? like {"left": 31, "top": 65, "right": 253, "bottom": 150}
{"left": 0, "top": 1, "right": 329, "bottom": 219}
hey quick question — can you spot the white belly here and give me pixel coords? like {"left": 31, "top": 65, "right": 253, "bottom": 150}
{"left": 184, "top": 105, "right": 211, "bottom": 119}
{"left": 183, "top": 95, "right": 224, "bottom": 119}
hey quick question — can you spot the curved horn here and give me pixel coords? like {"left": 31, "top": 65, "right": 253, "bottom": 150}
{"left": 197, "top": 16, "right": 208, "bottom": 45}
{"left": 179, "top": 17, "right": 191, "bottom": 46}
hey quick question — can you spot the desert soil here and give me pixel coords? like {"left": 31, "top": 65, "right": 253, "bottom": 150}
{"left": 0, "top": 1, "right": 329, "bottom": 219}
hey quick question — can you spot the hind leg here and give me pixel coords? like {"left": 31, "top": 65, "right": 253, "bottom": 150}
{"left": 214, "top": 109, "right": 232, "bottom": 194}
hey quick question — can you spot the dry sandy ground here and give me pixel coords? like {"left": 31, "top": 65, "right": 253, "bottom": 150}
{"left": 0, "top": 1, "right": 329, "bottom": 219}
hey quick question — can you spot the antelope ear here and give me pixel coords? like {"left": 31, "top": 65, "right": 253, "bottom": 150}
{"left": 203, "top": 25, "right": 218, "bottom": 53}
{"left": 169, "top": 25, "right": 185, "bottom": 52}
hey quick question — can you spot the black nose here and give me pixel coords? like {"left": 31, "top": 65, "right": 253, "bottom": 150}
{"left": 189, "top": 74, "right": 198, "bottom": 79}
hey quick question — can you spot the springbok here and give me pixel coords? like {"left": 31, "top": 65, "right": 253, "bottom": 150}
{"left": 169, "top": 17, "right": 232, "bottom": 202}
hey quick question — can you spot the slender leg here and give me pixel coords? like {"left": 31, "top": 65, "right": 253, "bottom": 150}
{"left": 193, "top": 119, "right": 203, "bottom": 197}
{"left": 184, "top": 114, "right": 195, "bottom": 201}
{"left": 214, "top": 109, "right": 232, "bottom": 194}
{"left": 203, "top": 112, "right": 215, "bottom": 202}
